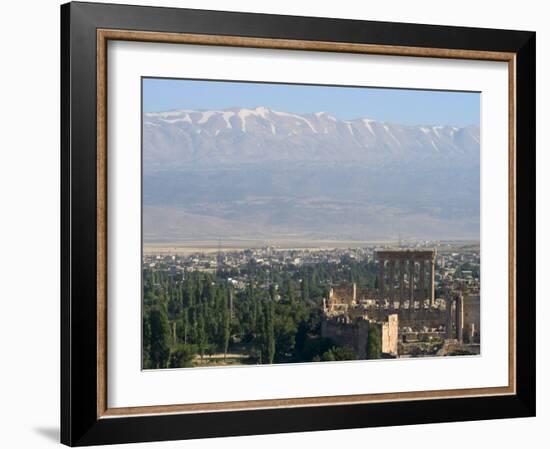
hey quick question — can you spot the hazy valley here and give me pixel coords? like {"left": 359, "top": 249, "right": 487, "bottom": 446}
{"left": 143, "top": 106, "right": 480, "bottom": 244}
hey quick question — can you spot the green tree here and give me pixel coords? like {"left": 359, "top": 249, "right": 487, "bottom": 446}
{"left": 282, "top": 277, "right": 294, "bottom": 302}
{"left": 330, "top": 346, "right": 357, "bottom": 360}
{"left": 142, "top": 313, "right": 152, "bottom": 369}
{"left": 294, "top": 321, "right": 308, "bottom": 359}
{"left": 367, "top": 322, "right": 382, "bottom": 359}
{"left": 265, "top": 302, "right": 276, "bottom": 364}
{"left": 168, "top": 344, "right": 197, "bottom": 368}
{"left": 301, "top": 336, "right": 334, "bottom": 362}
{"left": 183, "top": 277, "right": 194, "bottom": 308}
{"left": 273, "top": 305, "right": 297, "bottom": 360}
{"left": 319, "top": 346, "right": 357, "bottom": 362}
{"left": 222, "top": 301, "right": 231, "bottom": 359}
{"left": 148, "top": 307, "right": 171, "bottom": 368}
{"left": 196, "top": 311, "right": 208, "bottom": 360}
{"left": 300, "top": 278, "right": 309, "bottom": 302}
{"left": 177, "top": 309, "right": 189, "bottom": 344}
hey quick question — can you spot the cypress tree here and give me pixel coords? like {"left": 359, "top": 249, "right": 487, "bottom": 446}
{"left": 149, "top": 306, "right": 171, "bottom": 368}
{"left": 222, "top": 302, "right": 230, "bottom": 359}
{"left": 367, "top": 322, "right": 382, "bottom": 359}
{"left": 265, "top": 302, "right": 276, "bottom": 364}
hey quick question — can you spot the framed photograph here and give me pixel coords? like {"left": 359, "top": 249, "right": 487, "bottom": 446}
{"left": 61, "top": 1, "right": 536, "bottom": 446}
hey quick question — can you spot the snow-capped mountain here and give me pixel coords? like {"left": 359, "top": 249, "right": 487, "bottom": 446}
{"left": 142, "top": 107, "right": 480, "bottom": 243}
{"left": 143, "top": 106, "right": 479, "bottom": 169}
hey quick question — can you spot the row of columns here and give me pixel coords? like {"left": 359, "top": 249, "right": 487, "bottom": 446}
{"left": 377, "top": 252, "right": 435, "bottom": 307}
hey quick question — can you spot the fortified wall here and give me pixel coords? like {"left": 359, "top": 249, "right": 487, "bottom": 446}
{"left": 321, "top": 314, "right": 399, "bottom": 359}
{"left": 321, "top": 316, "right": 370, "bottom": 359}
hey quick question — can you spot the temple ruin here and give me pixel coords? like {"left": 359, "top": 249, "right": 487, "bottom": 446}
{"left": 321, "top": 248, "right": 480, "bottom": 358}
{"left": 376, "top": 249, "right": 436, "bottom": 307}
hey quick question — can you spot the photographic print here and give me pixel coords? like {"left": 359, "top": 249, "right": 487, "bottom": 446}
{"left": 62, "top": 6, "right": 535, "bottom": 443}
{"left": 141, "top": 78, "right": 481, "bottom": 369}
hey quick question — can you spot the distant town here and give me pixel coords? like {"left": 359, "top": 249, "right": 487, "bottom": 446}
{"left": 142, "top": 240, "right": 480, "bottom": 369}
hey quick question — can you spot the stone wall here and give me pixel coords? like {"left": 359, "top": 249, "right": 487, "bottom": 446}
{"left": 381, "top": 314, "right": 399, "bottom": 356}
{"left": 323, "top": 280, "right": 479, "bottom": 352}
{"left": 321, "top": 314, "right": 399, "bottom": 359}
{"left": 365, "top": 307, "right": 448, "bottom": 331}
{"left": 463, "top": 294, "right": 480, "bottom": 340}
{"left": 328, "top": 283, "right": 356, "bottom": 307}
{"left": 321, "top": 316, "right": 369, "bottom": 359}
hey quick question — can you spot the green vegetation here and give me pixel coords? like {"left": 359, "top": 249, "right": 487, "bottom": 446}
{"left": 313, "top": 346, "right": 357, "bottom": 362}
{"left": 448, "top": 349, "right": 476, "bottom": 356}
{"left": 367, "top": 322, "right": 382, "bottom": 359}
{"left": 142, "top": 257, "right": 379, "bottom": 369}
{"left": 168, "top": 344, "right": 196, "bottom": 368}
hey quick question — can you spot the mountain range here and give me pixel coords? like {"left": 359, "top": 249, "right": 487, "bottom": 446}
{"left": 142, "top": 107, "right": 480, "bottom": 244}
{"left": 144, "top": 106, "right": 479, "bottom": 169}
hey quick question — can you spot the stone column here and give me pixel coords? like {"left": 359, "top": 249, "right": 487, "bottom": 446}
{"left": 419, "top": 259, "right": 426, "bottom": 302}
{"left": 446, "top": 296, "right": 454, "bottom": 339}
{"left": 429, "top": 257, "right": 435, "bottom": 307}
{"left": 378, "top": 259, "right": 385, "bottom": 298}
{"left": 456, "top": 294, "right": 464, "bottom": 343}
{"left": 389, "top": 259, "right": 395, "bottom": 302}
{"left": 399, "top": 258, "right": 406, "bottom": 307}
{"left": 408, "top": 260, "right": 415, "bottom": 308}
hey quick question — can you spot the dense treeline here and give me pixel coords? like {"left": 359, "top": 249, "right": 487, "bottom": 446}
{"left": 143, "top": 257, "right": 380, "bottom": 369}
{"left": 143, "top": 270, "right": 233, "bottom": 369}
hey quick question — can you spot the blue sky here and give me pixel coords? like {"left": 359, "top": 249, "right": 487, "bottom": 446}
{"left": 143, "top": 78, "right": 480, "bottom": 127}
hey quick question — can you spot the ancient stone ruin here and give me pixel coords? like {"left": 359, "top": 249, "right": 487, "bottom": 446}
{"left": 321, "top": 249, "right": 480, "bottom": 358}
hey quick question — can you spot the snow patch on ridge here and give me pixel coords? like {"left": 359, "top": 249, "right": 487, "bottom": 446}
{"left": 273, "top": 111, "right": 317, "bottom": 133}
{"left": 147, "top": 110, "right": 192, "bottom": 118}
{"left": 222, "top": 112, "right": 234, "bottom": 129}
{"left": 198, "top": 111, "right": 217, "bottom": 124}
{"left": 160, "top": 117, "right": 191, "bottom": 124}
{"left": 384, "top": 125, "right": 402, "bottom": 147}
{"left": 363, "top": 119, "right": 375, "bottom": 135}
{"left": 254, "top": 106, "right": 270, "bottom": 118}
{"left": 237, "top": 110, "right": 254, "bottom": 132}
